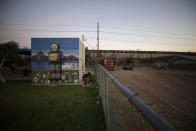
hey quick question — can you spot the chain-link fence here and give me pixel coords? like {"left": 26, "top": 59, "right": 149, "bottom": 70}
{"left": 96, "top": 64, "right": 175, "bottom": 131}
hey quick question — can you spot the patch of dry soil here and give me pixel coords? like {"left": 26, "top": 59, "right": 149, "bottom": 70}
{"left": 111, "top": 67, "right": 196, "bottom": 131}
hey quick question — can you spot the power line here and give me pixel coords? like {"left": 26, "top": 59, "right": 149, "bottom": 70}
{"left": 0, "top": 27, "right": 195, "bottom": 40}
{"left": 1, "top": 23, "right": 194, "bottom": 38}
{"left": 85, "top": 41, "right": 95, "bottom": 48}
{"left": 0, "top": 23, "right": 193, "bottom": 37}
{"left": 101, "top": 31, "right": 196, "bottom": 40}
{"left": 101, "top": 25, "right": 194, "bottom": 36}
{"left": 0, "top": 28, "right": 97, "bottom": 33}
{"left": 101, "top": 37, "right": 196, "bottom": 46}
{"left": 0, "top": 23, "right": 96, "bottom": 27}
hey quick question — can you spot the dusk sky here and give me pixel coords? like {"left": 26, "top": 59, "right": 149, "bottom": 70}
{"left": 0, "top": 0, "right": 196, "bottom": 52}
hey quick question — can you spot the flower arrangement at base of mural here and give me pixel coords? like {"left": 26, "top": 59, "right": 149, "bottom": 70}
{"left": 32, "top": 70, "right": 79, "bottom": 84}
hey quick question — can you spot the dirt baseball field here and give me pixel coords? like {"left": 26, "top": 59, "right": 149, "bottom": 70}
{"left": 110, "top": 67, "right": 196, "bottom": 131}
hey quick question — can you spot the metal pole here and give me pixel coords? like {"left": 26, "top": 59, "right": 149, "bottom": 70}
{"left": 97, "top": 22, "right": 99, "bottom": 51}
{"left": 105, "top": 72, "right": 109, "bottom": 131}
{"left": 97, "top": 22, "right": 99, "bottom": 63}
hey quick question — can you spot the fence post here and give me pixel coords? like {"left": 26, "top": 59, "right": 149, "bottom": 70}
{"left": 105, "top": 72, "right": 109, "bottom": 131}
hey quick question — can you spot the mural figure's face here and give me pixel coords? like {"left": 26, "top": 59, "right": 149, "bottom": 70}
{"left": 51, "top": 43, "right": 58, "bottom": 52}
{"left": 49, "top": 53, "right": 59, "bottom": 61}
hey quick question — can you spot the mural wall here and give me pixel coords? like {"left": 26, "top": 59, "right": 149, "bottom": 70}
{"left": 31, "top": 38, "right": 80, "bottom": 84}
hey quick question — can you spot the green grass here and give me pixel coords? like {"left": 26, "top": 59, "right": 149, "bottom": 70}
{"left": 0, "top": 81, "right": 106, "bottom": 131}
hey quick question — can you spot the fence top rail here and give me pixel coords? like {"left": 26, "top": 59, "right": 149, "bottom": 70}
{"left": 96, "top": 64, "right": 175, "bottom": 131}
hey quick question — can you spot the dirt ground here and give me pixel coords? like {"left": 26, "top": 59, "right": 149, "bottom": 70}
{"left": 110, "top": 67, "right": 196, "bottom": 131}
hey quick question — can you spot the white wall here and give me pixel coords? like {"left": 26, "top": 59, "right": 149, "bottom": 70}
{"left": 79, "top": 39, "right": 85, "bottom": 83}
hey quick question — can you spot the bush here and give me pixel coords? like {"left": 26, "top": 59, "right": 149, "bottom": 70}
{"left": 89, "top": 74, "right": 97, "bottom": 84}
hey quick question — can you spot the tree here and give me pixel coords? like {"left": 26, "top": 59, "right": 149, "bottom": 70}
{"left": 0, "top": 41, "right": 21, "bottom": 83}
{"left": 0, "top": 41, "right": 21, "bottom": 65}
{"left": 36, "top": 50, "right": 44, "bottom": 62}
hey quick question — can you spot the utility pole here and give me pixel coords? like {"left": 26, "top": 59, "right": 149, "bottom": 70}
{"left": 97, "top": 22, "right": 99, "bottom": 50}
{"left": 97, "top": 22, "right": 99, "bottom": 62}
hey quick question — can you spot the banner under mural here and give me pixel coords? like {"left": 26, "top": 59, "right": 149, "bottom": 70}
{"left": 31, "top": 38, "right": 85, "bottom": 84}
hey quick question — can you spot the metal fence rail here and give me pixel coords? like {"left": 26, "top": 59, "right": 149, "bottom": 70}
{"left": 96, "top": 64, "right": 175, "bottom": 131}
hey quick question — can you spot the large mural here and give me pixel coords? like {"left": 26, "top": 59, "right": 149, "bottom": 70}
{"left": 31, "top": 38, "right": 79, "bottom": 84}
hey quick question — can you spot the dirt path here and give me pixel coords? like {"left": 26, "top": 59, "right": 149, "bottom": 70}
{"left": 111, "top": 67, "right": 196, "bottom": 131}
